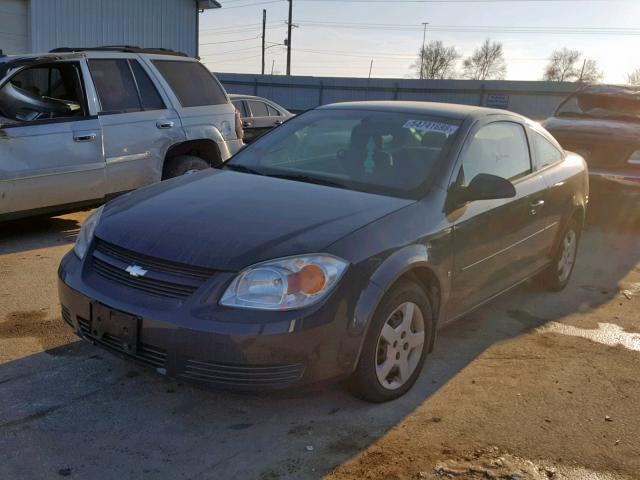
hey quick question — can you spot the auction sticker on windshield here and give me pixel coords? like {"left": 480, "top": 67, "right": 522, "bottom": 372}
{"left": 403, "top": 120, "right": 459, "bottom": 136}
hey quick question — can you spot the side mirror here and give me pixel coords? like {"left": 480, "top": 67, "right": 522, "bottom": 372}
{"left": 453, "top": 173, "right": 516, "bottom": 206}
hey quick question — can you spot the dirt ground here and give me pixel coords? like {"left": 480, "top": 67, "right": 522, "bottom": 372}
{"left": 0, "top": 195, "right": 639, "bottom": 480}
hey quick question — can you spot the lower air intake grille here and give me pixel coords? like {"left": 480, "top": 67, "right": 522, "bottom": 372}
{"left": 180, "top": 359, "right": 305, "bottom": 387}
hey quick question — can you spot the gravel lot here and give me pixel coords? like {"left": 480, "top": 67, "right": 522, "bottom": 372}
{"left": 0, "top": 196, "right": 639, "bottom": 480}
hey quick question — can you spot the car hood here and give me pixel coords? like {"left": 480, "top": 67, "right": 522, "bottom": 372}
{"left": 96, "top": 169, "right": 413, "bottom": 271}
{"left": 543, "top": 116, "right": 640, "bottom": 145}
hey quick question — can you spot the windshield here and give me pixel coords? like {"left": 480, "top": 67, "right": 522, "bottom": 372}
{"left": 556, "top": 93, "right": 640, "bottom": 121}
{"left": 225, "top": 108, "right": 461, "bottom": 199}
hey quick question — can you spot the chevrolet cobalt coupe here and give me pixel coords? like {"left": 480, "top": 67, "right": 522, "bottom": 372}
{"left": 58, "top": 102, "right": 588, "bottom": 402}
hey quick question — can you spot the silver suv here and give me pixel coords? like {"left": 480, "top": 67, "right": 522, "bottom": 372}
{"left": 0, "top": 47, "right": 243, "bottom": 221}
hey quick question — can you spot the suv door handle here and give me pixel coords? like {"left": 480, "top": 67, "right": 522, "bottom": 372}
{"left": 529, "top": 199, "right": 545, "bottom": 215}
{"left": 242, "top": 121, "right": 253, "bottom": 128}
{"left": 73, "top": 133, "right": 96, "bottom": 142}
{"left": 156, "top": 121, "right": 174, "bottom": 129}
{"left": 274, "top": 120, "right": 283, "bottom": 125}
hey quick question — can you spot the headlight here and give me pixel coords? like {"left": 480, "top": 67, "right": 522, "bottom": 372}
{"left": 628, "top": 150, "right": 640, "bottom": 165}
{"left": 74, "top": 206, "right": 103, "bottom": 259}
{"left": 220, "top": 254, "right": 348, "bottom": 310}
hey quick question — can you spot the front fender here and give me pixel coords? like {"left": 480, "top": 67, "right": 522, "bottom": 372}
{"left": 350, "top": 244, "right": 448, "bottom": 353}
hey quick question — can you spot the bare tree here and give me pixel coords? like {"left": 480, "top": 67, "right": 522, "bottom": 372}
{"left": 462, "top": 38, "right": 507, "bottom": 80}
{"left": 543, "top": 48, "right": 602, "bottom": 83}
{"left": 413, "top": 40, "right": 459, "bottom": 80}
{"left": 628, "top": 69, "right": 640, "bottom": 86}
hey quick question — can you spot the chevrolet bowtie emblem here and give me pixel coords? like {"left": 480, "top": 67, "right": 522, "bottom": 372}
{"left": 125, "top": 265, "right": 148, "bottom": 278}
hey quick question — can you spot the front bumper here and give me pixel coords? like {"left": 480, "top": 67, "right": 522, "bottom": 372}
{"left": 58, "top": 251, "right": 363, "bottom": 390}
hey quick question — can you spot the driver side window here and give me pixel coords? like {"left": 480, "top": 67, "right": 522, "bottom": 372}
{"left": 460, "top": 121, "right": 531, "bottom": 185}
{"left": 0, "top": 62, "right": 86, "bottom": 124}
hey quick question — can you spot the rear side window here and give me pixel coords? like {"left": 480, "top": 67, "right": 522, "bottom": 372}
{"left": 461, "top": 122, "right": 531, "bottom": 184}
{"left": 267, "top": 104, "right": 281, "bottom": 116}
{"left": 532, "top": 131, "right": 563, "bottom": 168}
{"left": 153, "top": 60, "right": 227, "bottom": 107}
{"left": 129, "top": 61, "right": 165, "bottom": 111}
{"left": 88, "top": 59, "right": 141, "bottom": 113}
{"left": 248, "top": 100, "right": 269, "bottom": 117}
{"left": 232, "top": 100, "right": 247, "bottom": 117}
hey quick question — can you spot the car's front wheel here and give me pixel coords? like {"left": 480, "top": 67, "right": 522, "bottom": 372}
{"left": 349, "top": 279, "right": 433, "bottom": 402}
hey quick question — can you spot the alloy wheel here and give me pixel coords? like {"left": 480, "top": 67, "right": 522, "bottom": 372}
{"left": 375, "top": 302, "right": 426, "bottom": 390}
{"left": 557, "top": 229, "right": 577, "bottom": 283}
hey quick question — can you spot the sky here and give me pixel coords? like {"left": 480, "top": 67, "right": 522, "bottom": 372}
{"left": 199, "top": 0, "right": 640, "bottom": 83}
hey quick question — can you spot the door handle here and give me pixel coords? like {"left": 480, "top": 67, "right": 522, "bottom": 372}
{"left": 156, "top": 121, "right": 174, "bottom": 129}
{"left": 242, "top": 121, "right": 253, "bottom": 128}
{"left": 274, "top": 120, "right": 283, "bottom": 125}
{"left": 529, "top": 199, "right": 545, "bottom": 215}
{"left": 73, "top": 133, "right": 96, "bottom": 142}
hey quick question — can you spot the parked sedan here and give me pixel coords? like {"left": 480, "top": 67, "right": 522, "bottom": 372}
{"left": 230, "top": 94, "right": 293, "bottom": 143}
{"left": 58, "top": 101, "right": 588, "bottom": 402}
{"left": 543, "top": 85, "right": 640, "bottom": 195}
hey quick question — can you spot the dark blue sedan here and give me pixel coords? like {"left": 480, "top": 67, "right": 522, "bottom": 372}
{"left": 58, "top": 101, "right": 588, "bottom": 402}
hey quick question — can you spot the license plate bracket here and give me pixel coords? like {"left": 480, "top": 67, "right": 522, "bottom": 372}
{"left": 91, "top": 303, "right": 139, "bottom": 354}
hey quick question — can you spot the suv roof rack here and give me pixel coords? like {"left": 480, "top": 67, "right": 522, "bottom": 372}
{"left": 49, "top": 46, "right": 189, "bottom": 57}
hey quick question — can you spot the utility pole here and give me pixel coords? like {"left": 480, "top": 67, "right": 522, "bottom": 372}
{"left": 286, "top": 0, "right": 293, "bottom": 75}
{"left": 419, "top": 22, "right": 428, "bottom": 80}
{"left": 368, "top": 59, "right": 373, "bottom": 79}
{"left": 261, "top": 9, "right": 266, "bottom": 75}
{"left": 271, "top": 59, "right": 275, "bottom": 75}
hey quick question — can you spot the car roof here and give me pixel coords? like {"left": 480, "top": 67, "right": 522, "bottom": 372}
{"left": 318, "top": 101, "right": 522, "bottom": 121}
{"left": 229, "top": 94, "right": 271, "bottom": 101}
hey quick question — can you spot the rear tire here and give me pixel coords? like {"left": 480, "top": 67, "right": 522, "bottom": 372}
{"left": 163, "top": 155, "right": 210, "bottom": 179}
{"left": 349, "top": 279, "right": 433, "bottom": 403}
{"left": 538, "top": 215, "right": 581, "bottom": 292}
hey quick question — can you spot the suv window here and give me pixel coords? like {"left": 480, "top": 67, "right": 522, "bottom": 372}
{"left": 248, "top": 100, "right": 270, "bottom": 117}
{"left": 0, "top": 62, "right": 86, "bottom": 123}
{"left": 89, "top": 59, "right": 166, "bottom": 114}
{"left": 89, "top": 59, "right": 142, "bottom": 113}
{"left": 532, "top": 131, "right": 563, "bottom": 167}
{"left": 153, "top": 60, "right": 227, "bottom": 107}
{"left": 129, "top": 61, "right": 165, "bottom": 111}
{"left": 461, "top": 122, "right": 531, "bottom": 185}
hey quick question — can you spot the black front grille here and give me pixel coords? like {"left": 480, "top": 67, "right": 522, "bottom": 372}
{"left": 180, "top": 359, "right": 305, "bottom": 387}
{"left": 77, "top": 315, "right": 167, "bottom": 369}
{"left": 91, "top": 239, "right": 215, "bottom": 299}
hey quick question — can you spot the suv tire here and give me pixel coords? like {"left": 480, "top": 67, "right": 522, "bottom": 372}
{"left": 163, "top": 155, "right": 210, "bottom": 179}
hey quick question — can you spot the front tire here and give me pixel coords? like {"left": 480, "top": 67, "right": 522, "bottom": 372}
{"left": 539, "top": 216, "right": 581, "bottom": 292}
{"left": 163, "top": 155, "right": 210, "bottom": 179}
{"left": 349, "top": 279, "right": 433, "bottom": 403}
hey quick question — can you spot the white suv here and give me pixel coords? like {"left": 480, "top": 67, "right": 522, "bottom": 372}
{"left": 0, "top": 46, "right": 243, "bottom": 221}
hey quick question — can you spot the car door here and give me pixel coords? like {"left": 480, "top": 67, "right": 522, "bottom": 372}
{"left": 246, "top": 99, "right": 281, "bottom": 142}
{"left": 0, "top": 60, "right": 105, "bottom": 216}
{"left": 446, "top": 120, "right": 549, "bottom": 319}
{"left": 87, "top": 56, "right": 184, "bottom": 195}
{"left": 529, "top": 127, "right": 573, "bottom": 258}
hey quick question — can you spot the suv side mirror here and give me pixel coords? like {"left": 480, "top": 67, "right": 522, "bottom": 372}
{"left": 452, "top": 173, "right": 516, "bottom": 207}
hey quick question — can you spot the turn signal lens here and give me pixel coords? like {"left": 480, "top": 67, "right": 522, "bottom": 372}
{"left": 287, "top": 264, "right": 326, "bottom": 295}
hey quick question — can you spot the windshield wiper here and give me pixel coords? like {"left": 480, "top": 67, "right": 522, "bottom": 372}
{"left": 267, "top": 173, "right": 347, "bottom": 189}
{"left": 222, "top": 164, "right": 264, "bottom": 175}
